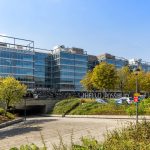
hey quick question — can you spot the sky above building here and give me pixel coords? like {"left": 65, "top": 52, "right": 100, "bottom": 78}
{"left": 0, "top": 0, "right": 150, "bottom": 61}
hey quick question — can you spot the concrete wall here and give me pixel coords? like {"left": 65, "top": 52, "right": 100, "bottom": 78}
{"left": 16, "top": 99, "right": 61, "bottom": 113}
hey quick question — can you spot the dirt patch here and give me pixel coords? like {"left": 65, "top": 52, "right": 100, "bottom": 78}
{"left": 0, "top": 115, "right": 10, "bottom": 124}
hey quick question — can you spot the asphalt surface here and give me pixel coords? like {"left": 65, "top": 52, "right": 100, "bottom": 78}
{"left": 0, "top": 116, "right": 135, "bottom": 150}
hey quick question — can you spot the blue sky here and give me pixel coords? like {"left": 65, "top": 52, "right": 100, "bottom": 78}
{"left": 0, "top": 0, "right": 150, "bottom": 61}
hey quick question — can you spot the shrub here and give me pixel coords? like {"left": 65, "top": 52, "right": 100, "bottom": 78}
{"left": 102, "top": 120, "right": 150, "bottom": 150}
{"left": 126, "top": 102, "right": 146, "bottom": 116}
{"left": 10, "top": 143, "right": 44, "bottom": 150}
{"left": 71, "top": 121, "right": 150, "bottom": 150}
{"left": 73, "top": 137, "right": 103, "bottom": 150}
{"left": 6, "top": 112, "right": 15, "bottom": 119}
{"left": 0, "top": 108, "right": 5, "bottom": 115}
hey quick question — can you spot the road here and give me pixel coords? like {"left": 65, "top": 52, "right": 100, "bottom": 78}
{"left": 0, "top": 116, "right": 134, "bottom": 150}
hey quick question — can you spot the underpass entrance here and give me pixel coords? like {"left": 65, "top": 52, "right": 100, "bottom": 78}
{"left": 15, "top": 105, "right": 46, "bottom": 116}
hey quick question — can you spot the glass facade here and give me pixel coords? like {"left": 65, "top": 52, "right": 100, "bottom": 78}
{"left": 34, "top": 51, "right": 52, "bottom": 88}
{"left": 2, "top": 35, "right": 150, "bottom": 92}
{"left": 141, "top": 63, "right": 150, "bottom": 72}
{"left": 88, "top": 55, "right": 99, "bottom": 70}
{"left": 98, "top": 53, "right": 128, "bottom": 69}
{"left": 129, "top": 59, "right": 150, "bottom": 72}
{"left": 0, "top": 47, "right": 34, "bottom": 89}
{"left": 53, "top": 47, "right": 88, "bottom": 91}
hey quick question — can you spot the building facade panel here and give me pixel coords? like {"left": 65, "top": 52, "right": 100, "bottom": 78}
{"left": 52, "top": 46, "right": 88, "bottom": 91}
{"left": 0, "top": 46, "right": 35, "bottom": 89}
{"left": 1, "top": 35, "right": 150, "bottom": 92}
{"left": 34, "top": 51, "right": 52, "bottom": 89}
{"left": 98, "top": 53, "right": 128, "bottom": 69}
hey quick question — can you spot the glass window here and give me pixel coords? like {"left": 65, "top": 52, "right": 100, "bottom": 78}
{"left": 75, "top": 55, "right": 87, "bottom": 61}
{"left": 60, "top": 59, "right": 74, "bottom": 65}
{"left": 60, "top": 52, "right": 74, "bottom": 59}
{"left": 75, "top": 61, "right": 87, "bottom": 66}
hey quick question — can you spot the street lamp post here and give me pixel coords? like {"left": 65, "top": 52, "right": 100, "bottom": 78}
{"left": 134, "top": 68, "right": 140, "bottom": 125}
{"left": 24, "top": 98, "right": 27, "bottom": 122}
{"left": 135, "top": 73, "right": 138, "bottom": 124}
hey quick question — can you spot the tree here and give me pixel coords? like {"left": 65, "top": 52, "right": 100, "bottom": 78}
{"left": 80, "top": 71, "right": 95, "bottom": 91}
{"left": 91, "top": 62, "right": 118, "bottom": 91}
{"left": 124, "top": 71, "right": 145, "bottom": 92}
{"left": 117, "top": 66, "right": 131, "bottom": 93}
{"left": 141, "top": 72, "right": 150, "bottom": 93}
{"left": 0, "top": 77, "right": 27, "bottom": 112}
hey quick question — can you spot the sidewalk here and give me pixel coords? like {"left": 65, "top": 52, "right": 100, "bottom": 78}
{"left": 43, "top": 114, "right": 150, "bottom": 120}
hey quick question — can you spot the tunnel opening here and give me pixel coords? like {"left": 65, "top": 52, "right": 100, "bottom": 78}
{"left": 15, "top": 105, "right": 46, "bottom": 116}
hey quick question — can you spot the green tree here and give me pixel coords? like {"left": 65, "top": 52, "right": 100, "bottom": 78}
{"left": 80, "top": 71, "right": 95, "bottom": 91}
{"left": 117, "top": 66, "right": 131, "bottom": 93}
{"left": 0, "top": 77, "right": 27, "bottom": 112}
{"left": 91, "top": 62, "right": 118, "bottom": 91}
{"left": 141, "top": 72, "right": 150, "bottom": 93}
{"left": 124, "top": 71, "right": 145, "bottom": 92}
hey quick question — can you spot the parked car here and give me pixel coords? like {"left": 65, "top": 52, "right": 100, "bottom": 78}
{"left": 122, "top": 97, "right": 133, "bottom": 104}
{"left": 96, "top": 98, "right": 107, "bottom": 104}
{"left": 115, "top": 97, "right": 133, "bottom": 105}
{"left": 115, "top": 98, "right": 126, "bottom": 105}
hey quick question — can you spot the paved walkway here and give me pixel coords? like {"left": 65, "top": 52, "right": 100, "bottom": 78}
{"left": 0, "top": 117, "right": 135, "bottom": 150}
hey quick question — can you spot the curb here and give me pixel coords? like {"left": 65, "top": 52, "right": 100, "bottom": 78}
{"left": 42, "top": 114, "right": 150, "bottom": 120}
{"left": 0, "top": 118, "right": 24, "bottom": 129}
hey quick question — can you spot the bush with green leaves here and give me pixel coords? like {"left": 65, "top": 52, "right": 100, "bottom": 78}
{"left": 10, "top": 143, "right": 46, "bottom": 150}
{"left": 0, "top": 108, "right": 5, "bottom": 115}
{"left": 102, "top": 120, "right": 150, "bottom": 150}
{"left": 6, "top": 112, "right": 15, "bottom": 119}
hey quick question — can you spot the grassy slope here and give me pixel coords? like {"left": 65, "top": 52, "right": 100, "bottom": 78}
{"left": 51, "top": 98, "right": 129, "bottom": 115}
{"left": 69, "top": 102, "right": 127, "bottom": 115}
{"left": 51, "top": 98, "right": 150, "bottom": 115}
{"left": 51, "top": 98, "right": 80, "bottom": 115}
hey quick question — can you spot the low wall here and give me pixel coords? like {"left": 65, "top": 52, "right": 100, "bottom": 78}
{"left": 15, "top": 98, "right": 61, "bottom": 113}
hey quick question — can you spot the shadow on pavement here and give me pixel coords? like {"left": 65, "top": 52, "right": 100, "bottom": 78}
{"left": 0, "top": 126, "right": 42, "bottom": 139}
{"left": 0, "top": 118, "right": 58, "bottom": 139}
{"left": 24, "top": 118, "right": 58, "bottom": 125}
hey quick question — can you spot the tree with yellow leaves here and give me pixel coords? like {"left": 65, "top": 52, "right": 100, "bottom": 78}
{"left": 80, "top": 71, "right": 95, "bottom": 91}
{"left": 91, "top": 62, "right": 118, "bottom": 91}
{"left": 0, "top": 76, "right": 27, "bottom": 112}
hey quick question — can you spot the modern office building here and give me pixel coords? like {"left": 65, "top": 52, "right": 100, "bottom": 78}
{"left": 97, "top": 53, "right": 128, "bottom": 69}
{"left": 1, "top": 35, "right": 150, "bottom": 91}
{"left": 0, "top": 35, "right": 53, "bottom": 90}
{"left": 52, "top": 45, "right": 88, "bottom": 91}
{"left": 0, "top": 35, "right": 88, "bottom": 91}
{"left": 129, "top": 58, "right": 150, "bottom": 72}
{"left": 0, "top": 36, "right": 35, "bottom": 89}
{"left": 88, "top": 55, "right": 99, "bottom": 70}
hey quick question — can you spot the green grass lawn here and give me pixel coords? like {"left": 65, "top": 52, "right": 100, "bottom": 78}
{"left": 51, "top": 97, "right": 150, "bottom": 115}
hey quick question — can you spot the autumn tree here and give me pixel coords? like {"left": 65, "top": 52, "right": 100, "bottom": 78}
{"left": 141, "top": 72, "right": 150, "bottom": 93}
{"left": 80, "top": 71, "right": 95, "bottom": 91}
{"left": 91, "top": 62, "right": 118, "bottom": 91}
{"left": 124, "top": 71, "right": 146, "bottom": 92}
{"left": 0, "top": 77, "right": 27, "bottom": 112}
{"left": 117, "top": 66, "right": 131, "bottom": 93}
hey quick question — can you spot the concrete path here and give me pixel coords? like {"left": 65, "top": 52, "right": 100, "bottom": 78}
{"left": 0, "top": 117, "right": 135, "bottom": 150}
